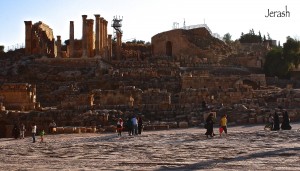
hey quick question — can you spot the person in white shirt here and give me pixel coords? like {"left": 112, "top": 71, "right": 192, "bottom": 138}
{"left": 31, "top": 123, "right": 37, "bottom": 143}
{"left": 20, "top": 123, "right": 26, "bottom": 139}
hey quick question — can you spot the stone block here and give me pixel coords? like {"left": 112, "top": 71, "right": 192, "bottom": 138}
{"left": 256, "top": 116, "right": 264, "bottom": 124}
{"left": 178, "top": 121, "right": 188, "bottom": 128}
{"left": 64, "top": 127, "right": 75, "bottom": 134}
{"left": 74, "top": 127, "right": 81, "bottom": 133}
{"left": 154, "top": 125, "right": 169, "bottom": 130}
{"left": 249, "top": 118, "right": 256, "bottom": 124}
{"left": 143, "top": 125, "right": 155, "bottom": 131}
{"left": 80, "top": 127, "right": 86, "bottom": 133}
{"left": 56, "top": 127, "right": 64, "bottom": 134}
{"left": 86, "top": 127, "right": 92, "bottom": 133}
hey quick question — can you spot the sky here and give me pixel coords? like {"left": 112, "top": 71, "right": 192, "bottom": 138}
{"left": 0, "top": 0, "right": 299, "bottom": 51}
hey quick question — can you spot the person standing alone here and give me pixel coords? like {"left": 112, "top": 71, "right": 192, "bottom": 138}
{"left": 137, "top": 116, "right": 143, "bottom": 135}
{"left": 116, "top": 118, "right": 123, "bottom": 136}
{"left": 31, "top": 123, "right": 37, "bottom": 143}
{"left": 205, "top": 113, "right": 215, "bottom": 138}
{"left": 131, "top": 115, "right": 138, "bottom": 135}
{"left": 20, "top": 123, "right": 26, "bottom": 139}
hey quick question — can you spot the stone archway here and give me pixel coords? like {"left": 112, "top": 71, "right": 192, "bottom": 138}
{"left": 166, "top": 41, "right": 172, "bottom": 57}
{"left": 242, "top": 79, "right": 259, "bottom": 90}
{"left": 234, "top": 78, "right": 259, "bottom": 90}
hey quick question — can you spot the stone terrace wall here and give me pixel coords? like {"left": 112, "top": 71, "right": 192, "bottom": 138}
{"left": 0, "top": 83, "right": 38, "bottom": 110}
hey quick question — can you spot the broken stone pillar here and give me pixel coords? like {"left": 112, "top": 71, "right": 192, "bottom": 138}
{"left": 82, "top": 15, "right": 87, "bottom": 57}
{"left": 24, "top": 21, "right": 32, "bottom": 55}
{"left": 69, "top": 21, "right": 74, "bottom": 58}
{"left": 86, "top": 19, "right": 94, "bottom": 57}
{"left": 99, "top": 17, "right": 104, "bottom": 55}
{"left": 94, "top": 14, "right": 101, "bottom": 57}
{"left": 56, "top": 35, "right": 62, "bottom": 58}
{"left": 107, "top": 34, "right": 112, "bottom": 60}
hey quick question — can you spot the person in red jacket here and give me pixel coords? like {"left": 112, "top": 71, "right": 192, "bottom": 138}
{"left": 116, "top": 118, "right": 123, "bottom": 136}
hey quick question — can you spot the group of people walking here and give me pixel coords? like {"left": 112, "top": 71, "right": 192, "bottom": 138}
{"left": 266, "top": 110, "right": 292, "bottom": 131}
{"left": 116, "top": 115, "right": 143, "bottom": 136}
{"left": 205, "top": 113, "right": 228, "bottom": 138}
{"left": 12, "top": 122, "right": 48, "bottom": 143}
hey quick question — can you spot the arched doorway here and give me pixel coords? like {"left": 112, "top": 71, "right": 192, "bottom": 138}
{"left": 243, "top": 79, "right": 259, "bottom": 90}
{"left": 166, "top": 41, "right": 172, "bottom": 57}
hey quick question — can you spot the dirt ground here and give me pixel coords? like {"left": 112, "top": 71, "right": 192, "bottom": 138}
{"left": 0, "top": 123, "right": 300, "bottom": 171}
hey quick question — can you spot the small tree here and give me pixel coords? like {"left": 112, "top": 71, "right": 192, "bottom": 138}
{"left": 283, "top": 36, "right": 300, "bottom": 68}
{"left": 267, "top": 33, "right": 271, "bottom": 40}
{"left": 223, "top": 33, "right": 232, "bottom": 44}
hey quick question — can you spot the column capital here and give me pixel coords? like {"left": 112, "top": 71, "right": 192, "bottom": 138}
{"left": 94, "top": 14, "right": 101, "bottom": 18}
{"left": 82, "top": 15, "right": 88, "bottom": 19}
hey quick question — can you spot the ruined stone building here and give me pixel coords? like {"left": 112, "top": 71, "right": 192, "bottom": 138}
{"left": 24, "top": 21, "right": 55, "bottom": 58}
{"left": 24, "top": 14, "right": 116, "bottom": 59}
{"left": 151, "top": 27, "right": 231, "bottom": 65}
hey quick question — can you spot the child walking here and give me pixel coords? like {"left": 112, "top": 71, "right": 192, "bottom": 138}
{"left": 40, "top": 129, "right": 45, "bottom": 143}
{"left": 116, "top": 118, "right": 123, "bottom": 136}
{"left": 219, "top": 114, "right": 228, "bottom": 137}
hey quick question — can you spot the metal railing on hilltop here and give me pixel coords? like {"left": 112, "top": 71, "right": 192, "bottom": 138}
{"left": 3, "top": 43, "right": 24, "bottom": 52}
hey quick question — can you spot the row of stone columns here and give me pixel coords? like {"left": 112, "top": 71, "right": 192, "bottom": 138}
{"left": 67, "top": 14, "right": 110, "bottom": 58}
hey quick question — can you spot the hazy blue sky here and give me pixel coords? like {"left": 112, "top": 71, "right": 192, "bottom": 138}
{"left": 0, "top": 0, "right": 299, "bottom": 49}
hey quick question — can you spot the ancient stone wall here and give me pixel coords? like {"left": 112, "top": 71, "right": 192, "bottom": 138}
{"left": 0, "top": 83, "right": 38, "bottom": 110}
{"left": 60, "top": 94, "right": 94, "bottom": 110}
{"left": 142, "top": 89, "right": 171, "bottom": 105}
{"left": 92, "top": 86, "right": 143, "bottom": 107}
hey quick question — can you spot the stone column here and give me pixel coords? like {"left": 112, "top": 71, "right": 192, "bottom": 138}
{"left": 94, "top": 14, "right": 101, "bottom": 56}
{"left": 49, "top": 36, "right": 55, "bottom": 58}
{"left": 24, "top": 21, "right": 32, "bottom": 55}
{"left": 103, "top": 20, "right": 107, "bottom": 48}
{"left": 99, "top": 17, "right": 104, "bottom": 55}
{"left": 86, "top": 19, "right": 94, "bottom": 57}
{"left": 69, "top": 21, "right": 74, "bottom": 58}
{"left": 82, "top": 15, "right": 88, "bottom": 57}
{"left": 116, "top": 32, "right": 122, "bottom": 60}
{"left": 103, "top": 20, "right": 108, "bottom": 58}
{"left": 107, "top": 34, "right": 112, "bottom": 61}
{"left": 56, "top": 35, "right": 62, "bottom": 58}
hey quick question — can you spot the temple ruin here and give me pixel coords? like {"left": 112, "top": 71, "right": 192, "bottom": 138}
{"left": 24, "top": 14, "right": 116, "bottom": 59}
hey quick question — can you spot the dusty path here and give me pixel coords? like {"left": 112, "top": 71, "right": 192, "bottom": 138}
{"left": 0, "top": 123, "right": 300, "bottom": 170}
